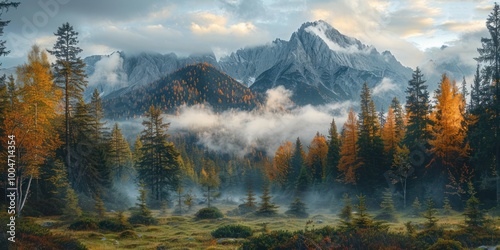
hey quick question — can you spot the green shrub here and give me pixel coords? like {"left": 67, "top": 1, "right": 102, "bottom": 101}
{"left": 241, "top": 230, "right": 294, "bottom": 250}
{"left": 98, "top": 219, "right": 132, "bottom": 232}
{"left": 68, "top": 218, "right": 98, "bottom": 231}
{"left": 211, "top": 224, "right": 253, "bottom": 238}
{"left": 119, "top": 230, "right": 138, "bottom": 239}
{"left": 128, "top": 213, "right": 158, "bottom": 225}
{"left": 427, "top": 239, "right": 464, "bottom": 250}
{"left": 195, "top": 207, "right": 224, "bottom": 220}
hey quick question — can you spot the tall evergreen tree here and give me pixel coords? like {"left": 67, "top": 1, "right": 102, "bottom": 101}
{"left": 404, "top": 67, "right": 432, "bottom": 146}
{"left": 89, "top": 88, "right": 106, "bottom": 143}
{"left": 475, "top": 3, "right": 500, "bottom": 207}
{"left": 470, "top": 65, "right": 482, "bottom": 111}
{"left": 357, "top": 83, "right": 385, "bottom": 191}
{"left": 108, "top": 123, "right": 133, "bottom": 182}
{"left": 287, "top": 137, "right": 305, "bottom": 189}
{"left": 390, "top": 97, "right": 405, "bottom": 141}
{"left": 0, "top": 1, "right": 19, "bottom": 65}
{"left": 48, "top": 23, "right": 88, "bottom": 181}
{"left": 326, "top": 118, "right": 341, "bottom": 184}
{"left": 137, "top": 105, "right": 182, "bottom": 201}
{"left": 256, "top": 184, "right": 279, "bottom": 216}
{"left": 199, "top": 159, "right": 220, "bottom": 207}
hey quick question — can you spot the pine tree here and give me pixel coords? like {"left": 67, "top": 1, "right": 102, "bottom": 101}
{"left": 48, "top": 22, "right": 88, "bottom": 177}
{"left": 256, "top": 185, "right": 279, "bottom": 216}
{"left": 128, "top": 183, "right": 157, "bottom": 225}
{"left": 412, "top": 197, "right": 421, "bottom": 216}
{"left": 339, "top": 193, "right": 353, "bottom": 222}
{"left": 89, "top": 88, "right": 106, "bottom": 143}
{"left": 376, "top": 189, "right": 397, "bottom": 222}
{"left": 287, "top": 137, "right": 306, "bottom": 189}
{"left": 357, "top": 83, "right": 385, "bottom": 191}
{"left": 338, "top": 109, "right": 359, "bottom": 184}
{"left": 64, "top": 187, "right": 82, "bottom": 218}
{"left": 244, "top": 187, "right": 257, "bottom": 208}
{"left": 352, "top": 194, "right": 375, "bottom": 229}
{"left": 391, "top": 97, "right": 405, "bottom": 141}
{"left": 470, "top": 65, "right": 482, "bottom": 111}
{"left": 475, "top": 3, "right": 500, "bottom": 207}
{"left": 95, "top": 193, "right": 105, "bottom": 218}
{"left": 108, "top": 123, "right": 133, "bottom": 182}
{"left": 0, "top": 1, "right": 19, "bottom": 64}
{"left": 326, "top": 118, "right": 341, "bottom": 183}
{"left": 285, "top": 197, "right": 308, "bottom": 218}
{"left": 422, "top": 198, "right": 438, "bottom": 230}
{"left": 443, "top": 197, "right": 452, "bottom": 215}
{"left": 463, "top": 182, "right": 486, "bottom": 229}
{"left": 404, "top": 67, "right": 431, "bottom": 146}
{"left": 295, "top": 166, "right": 311, "bottom": 197}
{"left": 137, "top": 105, "right": 182, "bottom": 201}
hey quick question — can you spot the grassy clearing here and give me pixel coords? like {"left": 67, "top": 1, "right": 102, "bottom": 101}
{"left": 31, "top": 204, "right": 499, "bottom": 249}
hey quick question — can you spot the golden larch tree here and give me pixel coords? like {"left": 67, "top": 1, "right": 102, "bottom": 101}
{"left": 338, "top": 109, "right": 360, "bottom": 184}
{"left": 381, "top": 108, "right": 398, "bottom": 154}
{"left": 429, "top": 75, "right": 469, "bottom": 167}
{"left": 272, "top": 141, "right": 293, "bottom": 188}
{"left": 307, "top": 133, "right": 329, "bottom": 183}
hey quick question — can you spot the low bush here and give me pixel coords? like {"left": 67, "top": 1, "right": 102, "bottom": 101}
{"left": 128, "top": 213, "right": 158, "bottom": 226}
{"left": 119, "top": 230, "right": 138, "bottom": 239}
{"left": 427, "top": 239, "right": 464, "bottom": 250}
{"left": 68, "top": 218, "right": 98, "bottom": 231}
{"left": 195, "top": 207, "right": 224, "bottom": 220}
{"left": 211, "top": 224, "right": 253, "bottom": 238}
{"left": 98, "top": 218, "right": 132, "bottom": 232}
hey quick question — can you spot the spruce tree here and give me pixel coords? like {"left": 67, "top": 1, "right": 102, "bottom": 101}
{"left": 357, "top": 83, "right": 385, "bottom": 192}
{"left": 48, "top": 23, "right": 88, "bottom": 178}
{"left": 390, "top": 97, "right": 405, "bottom": 142}
{"left": 412, "top": 197, "right": 421, "bottom": 216}
{"left": 64, "top": 187, "right": 82, "bottom": 218}
{"left": 476, "top": 3, "right": 500, "bottom": 207}
{"left": 326, "top": 118, "right": 341, "bottom": 184}
{"left": 108, "top": 123, "right": 133, "bottom": 182}
{"left": 463, "top": 182, "right": 486, "bottom": 229}
{"left": 0, "top": 1, "right": 19, "bottom": 67}
{"left": 404, "top": 67, "right": 431, "bottom": 146}
{"left": 443, "top": 197, "right": 452, "bottom": 215}
{"left": 422, "top": 198, "right": 438, "bottom": 230}
{"left": 339, "top": 193, "right": 353, "bottom": 222}
{"left": 244, "top": 187, "right": 257, "bottom": 207}
{"left": 295, "top": 166, "right": 311, "bottom": 197}
{"left": 287, "top": 137, "right": 305, "bottom": 189}
{"left": 128, "top": 183, "right": 157, "bottom": 225}
{"left": 285, "top": 197, "right": 308, "bottom": 218}
{"left": 352, "top": 194, "right": 375, "bottom": 229}
{"left": 95, "top": 193, "right": 105, "bottom": 218}
{"left": 256, "top": 185, "right": 279, "bottom": 216}
{"left": 376, "top": 189, "right": 397, "bottom": 222}
{"left": 137, "top": 105, "right": 182, "bottom": 201}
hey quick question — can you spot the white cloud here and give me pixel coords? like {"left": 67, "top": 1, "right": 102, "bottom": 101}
{"left": 373, "top": 77, "right": 398, "bottom": 96}
{"left": 156, "top": 86, "right": 356, "bottom": 156}
{"left": 88, "top": 52, "right": 127, "bottom": 87}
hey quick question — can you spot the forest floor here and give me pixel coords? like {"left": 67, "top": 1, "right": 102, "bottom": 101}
{"left": 32, "top": 203, "right": 500, "bottom": 250}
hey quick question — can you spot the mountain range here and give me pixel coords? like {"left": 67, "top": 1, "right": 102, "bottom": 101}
{"left": 82, "top": 20, "right": 473, "bottom": 116}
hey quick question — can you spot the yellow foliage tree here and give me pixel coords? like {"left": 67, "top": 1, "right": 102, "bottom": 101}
{"left": 3, "top": 45, "right": 62, "bottom": 216}
{"left": 381, "top": 108, "right": 398, "bottom": 154}
{"left": 338, "top": 109, "right": 360, "bottom": 184}
{"left": 307, "top": 133, "right": 329, "bottom": 183}
{"left": 272, "top": 141, "right": 293, "bottom": 188}
{"left": 429, "top": 75, "right": 469, "bottom": 167}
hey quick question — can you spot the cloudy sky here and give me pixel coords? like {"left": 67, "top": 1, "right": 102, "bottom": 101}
{"left": 0, "top": 0, "right": 494, "bottom": 69}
